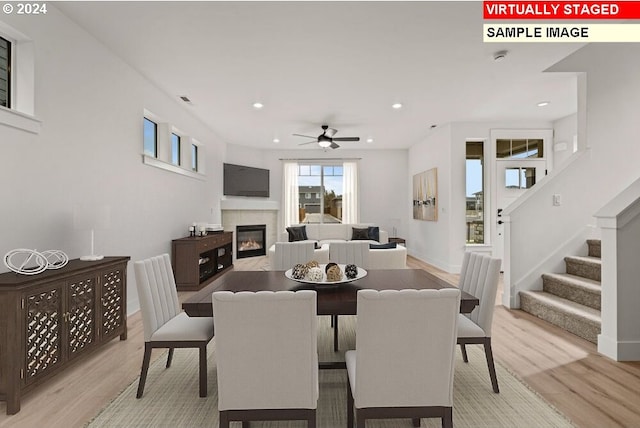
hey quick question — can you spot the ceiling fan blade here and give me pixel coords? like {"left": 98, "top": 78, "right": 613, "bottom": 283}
{"left": 293, "top": 133, "right": 316, "bottom": 139}
{"left": 333, "top": 137, "right": 360, "bottom": 142}
{"left": 324, "top": 128, "right": 338, "bottom": 138}
{"left": 298, "top": 141, "right": 317, "bottom": 145}
{"left": 330, "top": 142, "right": 340, "bottom": 149}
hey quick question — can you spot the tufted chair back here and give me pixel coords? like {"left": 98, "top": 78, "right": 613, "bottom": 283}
{"left": 134, "top": 254, "right": 181, "bottom": 342}
{"left": 273, "top": 241, "right": 315, "bottom": 270}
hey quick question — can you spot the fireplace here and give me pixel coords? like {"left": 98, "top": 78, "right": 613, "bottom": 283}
{"left": 236, "top": 224, "right": 267, "bottom": 259}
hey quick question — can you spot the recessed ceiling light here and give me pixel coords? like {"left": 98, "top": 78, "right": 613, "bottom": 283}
{"left": 366, "top": 138, "right": 374, "bottom": 143}
{"left": 272, "top": 138, "right": 280, "bottom": 143}
{"left": 537, "top": 101, "right": 550, "bottom": 107}
{"left": 392, "top": 103, "right": 403, "bottom": 109}
{"left": 252, "top": 102, "right": 264, "bottom": 109}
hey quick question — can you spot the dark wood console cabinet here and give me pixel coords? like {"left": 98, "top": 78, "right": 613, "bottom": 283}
{"left": 172, "top": 231, "right": 233, "bottom": 291}
{"left": 0, "top": 256, "right": 129, "bottom": 414}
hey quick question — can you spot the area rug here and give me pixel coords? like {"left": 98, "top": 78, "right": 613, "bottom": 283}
{"left": 87, "top": 316, "right": 573, "bottom": 427}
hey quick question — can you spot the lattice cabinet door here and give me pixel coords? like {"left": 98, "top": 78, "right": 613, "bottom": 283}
{"left": 99, "top": 266, "right": 127, "bottom": 341}
{"left": 66, "top": 274, "right": 98, "bottom": 362}
{"left": 23, "top": 284, "right": 64, "bottom": 386}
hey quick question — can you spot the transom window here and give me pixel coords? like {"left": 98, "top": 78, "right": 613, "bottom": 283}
{"left": 496, "top": 138, "right": 544, "bottom": 159}
{"left": 0, "top": 36, "right": 10, "bottom": 108}
{"left": 298, "top": 164, "right": 343, "bottom": 224}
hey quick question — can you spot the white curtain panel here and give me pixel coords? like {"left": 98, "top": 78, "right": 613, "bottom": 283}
{"left": 283, "top": 162, "right": 300, "bottom": 228}
{"left": 342, "top": 161, "right": 359, "bottom": 224}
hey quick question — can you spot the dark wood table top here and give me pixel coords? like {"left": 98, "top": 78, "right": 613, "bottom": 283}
{"left": 182, "top": 268, "right": 478, "bottom": 317}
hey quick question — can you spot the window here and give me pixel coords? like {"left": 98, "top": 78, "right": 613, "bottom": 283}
{"left": 466, "top": 141, "right": 484, "bottom": 244}
{"left": 0, "top": 36, "right": 10, "bottom": 108}
{"left": 191, "top": 144, "right": 198, "bottom": 171}
{"left": 298, "top": 164, "right": 343, "bottom": 224}
{"left": 143, "top": 118, "right": 157, "bottom": 157}
{"left": 496, "top": 138, "right": 543, "bottom": 159}
{"left": 171, "top": 133, "right": 181, "bottom": 165}
{"left": 505, "top": 167, "right": 537, "bottom": 189}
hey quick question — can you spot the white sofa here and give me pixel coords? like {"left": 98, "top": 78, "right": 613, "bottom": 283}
{"left": 268, "top": 223, "right": 406, "bottom": 269}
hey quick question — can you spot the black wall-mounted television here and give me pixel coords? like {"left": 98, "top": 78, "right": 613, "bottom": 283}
{"left": 223, "top": 163, "right": 270, "bottom": 197}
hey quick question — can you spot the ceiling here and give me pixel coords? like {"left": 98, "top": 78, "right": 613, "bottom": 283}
{"left": 56, "top": 1, "right": 583, "bottom": 151}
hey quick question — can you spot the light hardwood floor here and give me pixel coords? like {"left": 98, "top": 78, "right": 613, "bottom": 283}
{"left": 1, "top": 255, "right": 639, "bottom": 427}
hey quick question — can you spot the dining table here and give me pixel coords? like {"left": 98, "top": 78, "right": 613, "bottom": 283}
{"left": 183, "top": 268, "right": 478, "bottom": 316}
{"left": 182, "top": 268, "right": 479, "bottom": 368}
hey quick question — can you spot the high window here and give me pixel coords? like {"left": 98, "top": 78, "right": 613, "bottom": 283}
{"left": 0, "top": 36, "right": 10, "bottom": 108}
{"left": 466, "top": 141, "right": 484, "bottom": 244}
{"left": 191, "top": 144, "right": 198, "bottom": 171}
{"left": 171, "top": 133, "right": 181, "bottom": 165}
{"left": 298, "top": 164, "right": 344, "bottom": 224}
{"left": 143, "top": 118, "right": 157, "bottom": 157}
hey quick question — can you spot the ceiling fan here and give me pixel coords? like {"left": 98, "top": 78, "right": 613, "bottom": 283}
{"left": 293, "top": 125, "right": 360, "bottom": 149}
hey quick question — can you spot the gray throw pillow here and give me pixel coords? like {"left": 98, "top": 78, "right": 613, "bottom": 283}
{"left": 352, "top": 227, "right": 370, "bottom": 240}
{"left": 286, "top": 226, "right": 308, "bottom": 242}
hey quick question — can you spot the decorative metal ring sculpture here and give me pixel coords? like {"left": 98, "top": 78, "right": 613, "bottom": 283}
{"left": 4, "top": 249, "right": 69, "bottom": 275}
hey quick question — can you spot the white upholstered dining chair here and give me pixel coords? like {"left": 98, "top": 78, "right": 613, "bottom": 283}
{"left": 271, "top": 241, "right": 316, "bottom": 270}
{"left": 327, "top": 240, "right": 370, "bottom": 351}
{"left": 457, "top": 252, "right": 502, "bottom": 393}
{"left": 212, "top": 290, "right": 319, "bottom": 428}
{"left": 133, "top": 254, "right": 214, "bottom": 398}
{"left": 346, "top": 288, "right": 461, "bottom": 428}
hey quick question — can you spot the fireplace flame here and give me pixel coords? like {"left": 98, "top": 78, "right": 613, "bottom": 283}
{"left": 239, "top": 239, "right": 263, "bottom": 251}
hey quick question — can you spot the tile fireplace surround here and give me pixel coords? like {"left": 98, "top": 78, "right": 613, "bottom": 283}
{"left": 220, "top": 199, "right": 278, "bottom": 262}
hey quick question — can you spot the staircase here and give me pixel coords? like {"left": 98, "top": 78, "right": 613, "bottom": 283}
{"left": 520, "top": 239, "right": 601, "bottom": 343}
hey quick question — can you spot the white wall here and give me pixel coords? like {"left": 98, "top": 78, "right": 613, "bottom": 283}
{"left": 552, "top": 113, "right": 578, "bottom": 168}
{"left": 0, "top": 8, "right": 226, "bottom": 314}
{"left": 505, "top": 44, "right": 640, "bottom": 311}
{"left": 408, "top": 120, "right": 553, "bottom": 272}
{"left": 223, "top": 145, "right": 410, "bottom": 238}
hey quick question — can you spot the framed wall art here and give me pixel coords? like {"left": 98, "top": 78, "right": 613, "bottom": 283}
{"left": 412, "top": 167, "right": 438, "bottom": 221}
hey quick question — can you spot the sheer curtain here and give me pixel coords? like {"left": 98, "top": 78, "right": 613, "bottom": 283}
{"left": 342, "top": 161, "right": 359, "bottom": 224}
{"left": 282, "top": 162, "right": 299, "bottom": 228}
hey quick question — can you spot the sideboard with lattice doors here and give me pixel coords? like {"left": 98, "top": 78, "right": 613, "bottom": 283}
{"left": 0, "top": 256, "right": 129, "bottom": 414}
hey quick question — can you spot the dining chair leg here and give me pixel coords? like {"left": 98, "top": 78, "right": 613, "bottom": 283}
{"left": 347, "top": 381, "right": 354, "bottom": 428}
{"left": 412, "top": 417, "right": 421, "bottom": 426}
{"left": 483, "top": 338, "right": 500, "bottom": 393}
{"left": 166, "top": 348, "right": 174, "bottom": 368}
{"left": 199, "top": 343, "right": 208, "bottom": 397}
{"left": 242, "top": 422, "right": 249, "bottom": 428}
{"left": 308, "top": 411, "right": 316, "bottom": 428}
{"left": 460, "top": 343, "right": 469, "bottom": 363}
{"left": 136, "top": 343, "right": 152, "bottom": 399}
{"left": 334, "top": 315, "right": 339, "bottom": 351}
{"left": 443, "top": 407, "right": 453, "bottom": 428}
{"left": 356, "top": 411, "right": 365, "bottom": 428}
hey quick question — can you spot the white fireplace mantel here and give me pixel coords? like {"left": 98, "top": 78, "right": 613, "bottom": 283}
{"left": 220, "top": 198, "right": 279, "bottom": 211}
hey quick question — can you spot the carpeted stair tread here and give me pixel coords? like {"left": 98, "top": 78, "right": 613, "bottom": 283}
{"left": 564, "top": 255, "right": 601, "bottom": 281}
{"left": 586, "top": 239, "right": 601, "bottom": 258}
{"left": 520, "top": 290, "right": 600, "bottom": 343}
{"left": 542, "top": 272, "right": 601, "bottom": 310}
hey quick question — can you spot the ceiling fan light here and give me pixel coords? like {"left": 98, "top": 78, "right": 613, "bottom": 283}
{"left": 318, "top": 140, "right": 332, "bottom": 148}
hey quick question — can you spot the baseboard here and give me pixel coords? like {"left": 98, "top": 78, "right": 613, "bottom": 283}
{"left": 598, "top": 334, "right": 640, "bottom": 361}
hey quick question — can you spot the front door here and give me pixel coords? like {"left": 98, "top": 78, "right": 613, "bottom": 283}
{"left": 494, "top": 159, "right": 546, "bottom": 263}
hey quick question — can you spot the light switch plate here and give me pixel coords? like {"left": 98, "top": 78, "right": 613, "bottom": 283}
{"left": 553, "top": 194, "right": 562, "bottom": 206}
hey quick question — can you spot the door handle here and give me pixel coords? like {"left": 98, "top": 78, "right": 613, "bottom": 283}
{"left": 497, "top": 220, "right": 504, "bottom": 225}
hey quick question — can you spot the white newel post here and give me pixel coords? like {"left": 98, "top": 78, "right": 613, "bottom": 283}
{"left": 595, "top": 180, "right": 640, "bottom": 361}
